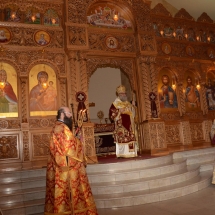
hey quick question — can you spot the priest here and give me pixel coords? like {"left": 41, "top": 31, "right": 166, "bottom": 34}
{"left": 109, "top": 85, "right": 137, "bottom": 158}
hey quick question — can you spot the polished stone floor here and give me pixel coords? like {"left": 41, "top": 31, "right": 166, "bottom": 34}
{"left": 97, "top": 184, "right": 215, "bottom": 215}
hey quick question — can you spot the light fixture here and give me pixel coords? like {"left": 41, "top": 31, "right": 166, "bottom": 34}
{"left": 185, "top": 34, "right": 188, "bottom": 39}
{"left": 31, "top": 15, "right": 36, "bottom": 22}
{"left": 51, "top": 18, "right": 56, "bottom": 24}
{"left": 196, "top": 36, "right": 199, "bottom": 41}
{"left": 160, "top": 30, "right": 164, "bottom": 36}
{"left": 196, "top": 84, "right": 200, "bottom": 90}
{"left": 172, "top": 84, "right": 176, "bottom": 90}
{"left": 10, "top": 12, "right": 16, "bottom": 20}
{"left": 173, "top": 32, "right": 176, "bottom": 38}
{"left": 113, "top": 14, "right": 118, "bottom": 22}
{"left": 208, "top": 36, "right": 211, "bottom": 42}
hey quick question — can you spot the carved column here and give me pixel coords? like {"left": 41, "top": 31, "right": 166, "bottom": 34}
{"left": 81, "top": 122, "right": 98, "bottom": 164}
{"left": 180, "top": 121, "right": 192, "bottom": 146}
{"left": 149, "top": 57, "right": 160, "bottom": 116}
{"left": 177, "top": 83, "right": 186, "bottom": 116}
{"left": 202, "top": 120, "right": 212, "bottom": 143}
{"left": 139, "top": 57, "right": 153, "bottom": 120}
{"left": 20, "top": 77, "right": 28, "bottom": 122}
{"left": 68, "top": 51, "right": 78, "bottom": 120}
{"left": 79, "top": 52, "right": 89, "bottom": 111}
{"left": 143, "top": 120, "right": 167, "bottom": 154}
{"left": 59, "top": 78, "right": 67, "bottom": 107}
{"left": 200, "top": 84, "right": 208, "bottom": 115}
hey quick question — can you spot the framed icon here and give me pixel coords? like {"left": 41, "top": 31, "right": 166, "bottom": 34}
{"left": 186, "top": 45, "right": 195, "bottom": 56}
{"left": 34, "top": 30, "right": 51, "bottom": 46}
{"left": 162, "top": 42, "right": 171, "bottom": 54}
{"left": 207, "top": 48, "right": 215, "bottom": 59}
{"left": 105, "top": 36, "right": 119, "bottom": 49}
{"left": 0, "top": 27, "right": 11, "bottom": 44}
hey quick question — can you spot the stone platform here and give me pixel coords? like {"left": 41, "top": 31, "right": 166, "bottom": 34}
{"left": 0, "top": 147, "right": 214, "bottom": 215}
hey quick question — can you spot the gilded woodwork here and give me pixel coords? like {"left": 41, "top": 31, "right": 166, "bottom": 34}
{"left": 32, "top": 133, "right": 50, "bottom": 157}
{"left": 22, "top": 130, "right": 30, "bottom": 161}
{"left": 180, "top": 121, "right": 192, "bottom": 145}
{"left": 0, "top": 136, "right": 18, "bottom": 159}
{"left": 190, "top": 123, "right": 204, "bottom": 142}
{"left": 165, "top": 124, "right": 180, "bottom": 144}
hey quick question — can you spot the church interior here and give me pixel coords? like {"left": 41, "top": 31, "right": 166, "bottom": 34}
{"left": 0, "top": 0, "right": 215, "bottom": 214}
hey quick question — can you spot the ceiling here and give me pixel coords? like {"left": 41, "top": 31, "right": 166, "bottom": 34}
{"left": 165, "top": 0, "right": 215, "bottom": 21}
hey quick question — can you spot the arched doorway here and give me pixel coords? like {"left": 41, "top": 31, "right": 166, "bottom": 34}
{"left": 88, "top": 67, "right": 132, "bottom": 123}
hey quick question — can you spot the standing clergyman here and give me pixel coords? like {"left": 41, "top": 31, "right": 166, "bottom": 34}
{"left": 109, "top": 85, "right": 137, "bottom": 158}
{"left": 44, "top": 106, "right": 98, "bottom": 215}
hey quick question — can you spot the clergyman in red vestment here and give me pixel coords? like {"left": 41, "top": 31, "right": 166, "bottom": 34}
{"left": 44, "top": 106, "right": 98, "bottom": 215}
{"left": 109, "top": 85, "right": 137, "bottom": 158}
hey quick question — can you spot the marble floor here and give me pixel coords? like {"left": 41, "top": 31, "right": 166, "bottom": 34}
{"left": 97, "top": 184, "right": 215, "bottom": 215}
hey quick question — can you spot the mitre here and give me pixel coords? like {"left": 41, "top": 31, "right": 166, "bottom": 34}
{"left": 116, "top": 85, "right": 126, "bottom": 94}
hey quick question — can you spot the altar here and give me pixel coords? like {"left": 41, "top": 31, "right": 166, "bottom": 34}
{"left": 94, "top": 123, "right": 115, "bottom": 155}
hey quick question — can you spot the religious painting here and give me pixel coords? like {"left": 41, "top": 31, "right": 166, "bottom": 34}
{"left": 205, "top": 71, "right": 215, "bottom": 110}
{"left": 158, "top": 68, "right": 178, "bottom": 111}
{"left": 44, "top": 9, "right": 60, "bottom": 26}
{"left": 105, "top": 36, "right": 119, "bottom": 49}
{"left": 187, "top": 28, "right": 196, "bottom": 42}
{"left": 29, "top": 64, "right": 57, "bottom": 116}
{"left": 152, "top": 22, "right": 161, "bottom": 37}
{"left": 198, "top": 30, "right": 207, "bottom": 43}
{"left": 186, "top": 45, "right": 195, "bottom": 57}
{"left": 0, "top": 27, "right": 11, "bottom": 44}
{"left": 175, "top": 26, "right": 184, "bottom": 40}
{"left": 183, "top": 72, "right": 201, "bottom": 111}
{"left": 25, "top": 8, "right": 41, "bottom": 24}
{"left": 207, "top": 48, "right": 215, "bottom": 59}
{"left": 87, "top": 3, "right": 133, "bottom": 30}
{"left": 209, "top": 31, "right": 215, "bottom": 43}
{"left": 4, "top": 7, "right": 21, "bottom": 22}
{"left": 162, "top": 43, "right": 171, "bottom": 55}
{"left": 0, "top": 63, "right": 18, "bottom": 118}
{"left": 34, "top": 30, "right": 51, "bottom": 46}
{"left": 163, "top": 25, "right": 173, "bottom": 38}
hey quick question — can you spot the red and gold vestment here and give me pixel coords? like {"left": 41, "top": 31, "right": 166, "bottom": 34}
{"left": 44, "top": 121, "right": 98, "bottom": 215}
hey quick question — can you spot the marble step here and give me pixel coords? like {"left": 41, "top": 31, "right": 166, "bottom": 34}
{"left": 0, "top": 168, "right": 46, "bottom": 181}
{"left": 0, "top": 199, "right": 44, "bottom": 215}
{"left": 87, "top": 155, "right": 173, "bottom": 174}
{"left": 173, "top": 147, "right": 215, "bottom": 160}
{"left": 0, "top": 166, "right": 196, "bottom": 204}
{"left": 1, "top": 171, "right": 211, "bottom": 214}
{"left": 0, "top": 176, "right": 46, "bottom": 192}
{"left": 0, "top": 187, "right": 45, "bottom": 205}
{"left": 94, "top": 171, "right": 212, "bottom": 208}
{"left": 185, "top": 154, "right": 215, "bottom": 165}
{"left": 91, "top": 167, "right": 199, "bottom": 195}
{"left": 88, "top": 160, "right": 187, "bottom": 183}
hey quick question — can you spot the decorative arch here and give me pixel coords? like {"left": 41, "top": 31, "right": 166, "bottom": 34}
{"left": 26, "top": 59, "right": 60, "bottom": 78}
{"left": 86, "top": 58, "right": 135, "bottom": 90}
{"left": 0, "top": 57, "right": 21, "bottom": 75}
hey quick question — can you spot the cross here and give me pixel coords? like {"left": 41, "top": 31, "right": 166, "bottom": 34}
{"left": 150, "top": 94, "right": 155, "bottom": 100}
{"left": 78, "top": 93, "right": 84, "bottom": 101}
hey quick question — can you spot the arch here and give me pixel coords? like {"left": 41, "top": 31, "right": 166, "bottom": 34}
{"left": 86, "top": 58, "right": 135, "bottom": 90}
{"left": 44, "top": 9, "right": 60, "bottom": 26}
{"left": 0, "top": 57, "right": 20, "bottom": 76}
{"left": 26, "top": 59, "right": 60, "bottom": 78}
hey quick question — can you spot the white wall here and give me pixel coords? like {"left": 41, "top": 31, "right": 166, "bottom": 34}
{"left": 88, "top": 67, "right": 121, "bottom": 123}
